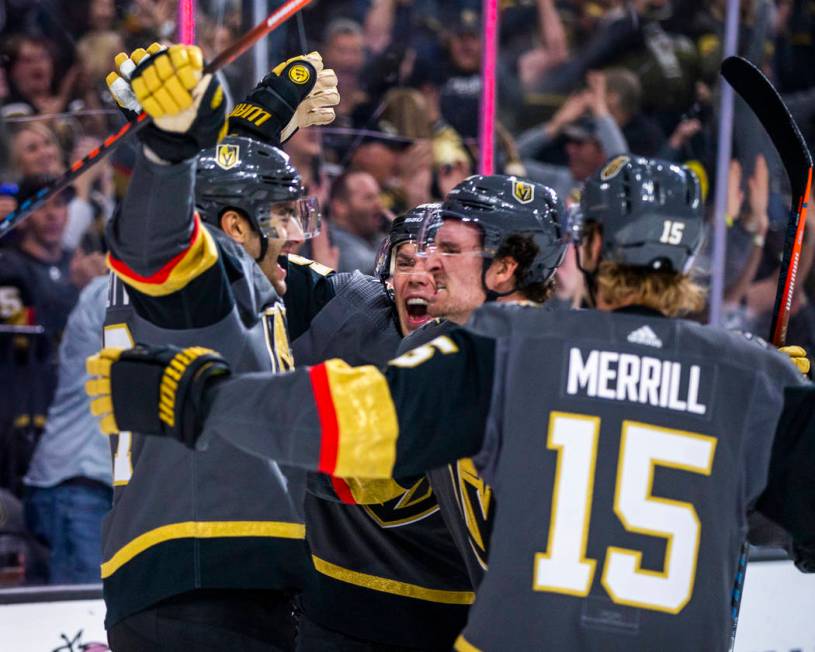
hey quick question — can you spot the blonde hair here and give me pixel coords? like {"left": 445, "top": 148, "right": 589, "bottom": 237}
{"left": 595, "top": 261, "right": 706, "bottom": 317}
{"left": 379, "top": 88, "right": 433, "bottom": 139}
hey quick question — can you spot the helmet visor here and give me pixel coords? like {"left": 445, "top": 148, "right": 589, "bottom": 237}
{"left": 417, "top": 208, "right": 493, "bottom": 261}
{"left": 257, "top": 196, "right": 321, "bottom": 241}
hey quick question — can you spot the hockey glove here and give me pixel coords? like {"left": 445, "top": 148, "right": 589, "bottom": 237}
{"left": 228, "top": 52, "right": 339, "bottom": 144}
{"left": 85, "top": 344, "right": 231, "bottom": 448}
{"left": 106, "top": 42, "right": 226, "bottom": 163}
{"left": 779, "top": 345, "right": 811, "bottom": 377}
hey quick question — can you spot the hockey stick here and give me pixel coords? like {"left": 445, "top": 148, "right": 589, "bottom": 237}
{"left": 721, "top": 56, "right": 813, "bottom": 347}
{"left": 719, "top": 55, "right": 813, "bottom": 649}
{"left": 0, "top": 0, "right": 312, "bottom": 237}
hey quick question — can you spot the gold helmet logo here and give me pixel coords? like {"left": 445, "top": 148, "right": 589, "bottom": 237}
{"left": 215, "top": 143, "right": 240, "bottom": 170}
{"left": 600, "top": 155, "right": 630, "bottom": 181}
{"left": 512, "top": 180, "right": 535, "bottom": 204}
{"left": 288, "top": 64, "right": 311, "bottom": 85}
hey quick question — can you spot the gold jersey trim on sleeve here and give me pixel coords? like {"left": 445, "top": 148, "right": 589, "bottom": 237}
{"left": 323, "top": 359, "right": 399, "bottom": 478}
{"left": 344, "top": 477, "right": 409, "bottom": 504}
{"left": 454, "top": 634, "right": 482, "bottom": 651}
{"left": 287, "top": 253, "right": 334, "bottom": 277}
{"left": 101, "top": 520, "right": 305, "bottom": 578}
{"left": 311, "top": 555, "right": 475, "bottom": 605}
{"left": 107, "top": 214, "right": 219, "bottom": 297}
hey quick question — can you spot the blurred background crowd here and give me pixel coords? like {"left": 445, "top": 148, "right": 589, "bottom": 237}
{"left": 1, "top": 0, "right": 814, "bottom": 587}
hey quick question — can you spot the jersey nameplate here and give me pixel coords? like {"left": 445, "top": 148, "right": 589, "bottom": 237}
{"left": 565, "top": 347, "right": 710, "bottom": 415}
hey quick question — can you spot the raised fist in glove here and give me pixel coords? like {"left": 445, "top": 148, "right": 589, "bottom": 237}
{"left": 106, "top": 42, "right": 226, "bottom": 163}
{"left": 228, "top": 51, "right": 339, "bottom": 145}
{"left": 86, "top": 344, "right": 231, "bottom": 447}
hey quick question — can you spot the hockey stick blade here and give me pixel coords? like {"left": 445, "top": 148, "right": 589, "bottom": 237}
{"left": 721, "top": 56, "right": 813, "bottom": 346}
{"left": 0, "top": 0, "right": 312, "bottom": 238}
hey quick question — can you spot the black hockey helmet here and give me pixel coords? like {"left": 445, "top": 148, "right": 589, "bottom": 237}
{"left": 374, "top": 203, "right": 440, "bottom": 283}
{"left": 421, "top": 174, "right": 568, "bottom": 292}
{"left": 579, "top": 155, "right": 703, "bottom": 272}
{"left": 196, "top": 136, "right": 320, "bottom": 254}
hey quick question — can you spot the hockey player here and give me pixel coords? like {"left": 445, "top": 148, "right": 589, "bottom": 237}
{"left": 91, "top": 157, "right": 814, "bottom": 651}
{"left": 96, "top": 43, "right": 337, "bottom": 650}
{"left": 395, "top": 174, "right": 569, "bottom": 587}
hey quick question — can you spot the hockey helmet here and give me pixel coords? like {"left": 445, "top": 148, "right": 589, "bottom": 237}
{"left": 579, "top": 155, "right": 703, "bottom": 272}
{"left": 374, "top": 203, "right": 441, "bottom": 283}
{"left": 420, "top": 174, "right": 568, "bottom": 289}
{"left": 196, "top": 136, "right": 320, "bottom": 242}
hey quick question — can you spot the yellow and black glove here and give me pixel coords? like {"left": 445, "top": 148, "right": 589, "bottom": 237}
{"left": 228, "top": 51, "right": 339, "bottom": 145}
{"left": 86, "top": 344, "right": 231, "bottom": 447}
{"left": 779, "top": 345, "right": 811, "bottom": 377}
{"left": 106, "top": 42, "right": 226, "bottom": 163}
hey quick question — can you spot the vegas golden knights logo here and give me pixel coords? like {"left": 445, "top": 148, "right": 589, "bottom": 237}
{"left": 363, "top": 476, "right": 439, "bottom": 528}
{"left": 600, "top": 154, "right": 630, "bottom": 181}
{"left": 216, "top": 143, "right": 240, "bottom": 170}
{"left": 512, "top": 180, "right": 534, "bottom": 204}
{"left": 450, "top": 459, "right": 493, "bottom": 569}
{"left": 263, "top": 304, "right": 295, "bottom": 372}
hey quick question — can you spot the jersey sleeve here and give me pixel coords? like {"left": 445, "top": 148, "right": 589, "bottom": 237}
{"left": 307, "top": 473, "right": 420, "bottom": 505}
{"left": 200, "top": 327, "right": 497, "bottom": 478}
{"left": 104, "top": 147, "right": 233, "bottom": 328}
{"left": 281, "top": 254, "right": 337, "bottom": 341}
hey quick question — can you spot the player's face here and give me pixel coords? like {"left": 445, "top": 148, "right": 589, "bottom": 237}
{"left": 259, "top": 201, "right": 305, "bottom": 295}
{"left": 424, "top": 220, "right": 486, "bottom": 324}
{"left": 391, "top": 242, "right": 434, "bottom": 335}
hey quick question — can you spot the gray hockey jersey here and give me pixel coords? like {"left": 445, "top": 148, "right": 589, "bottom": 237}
{"left": 101, "top": 148, "right": 307, "bottom": 626}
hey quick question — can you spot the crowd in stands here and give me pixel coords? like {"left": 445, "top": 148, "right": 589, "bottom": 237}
{"left": 0, "top": 0, "right": 814, "bottom": 587}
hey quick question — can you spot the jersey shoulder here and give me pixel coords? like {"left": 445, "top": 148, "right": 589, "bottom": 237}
{"left": 398, "top": 318, "right": 456, "bottom": 354}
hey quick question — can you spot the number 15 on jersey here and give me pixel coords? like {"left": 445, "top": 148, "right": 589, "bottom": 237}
{"left": 534, "top": 412, "right": 717, "bottom": 614}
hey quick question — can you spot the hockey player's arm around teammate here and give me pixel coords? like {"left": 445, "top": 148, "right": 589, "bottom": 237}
{"left": 88, "top": 326, "right": 498, "bottom": 478}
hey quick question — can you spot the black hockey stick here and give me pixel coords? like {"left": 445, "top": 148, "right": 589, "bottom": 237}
{"left": 720, "top": 55, "right": 813, "bottom": 649}
{"left": 0, "top": 0, "right": 312, "bottom": 238}
{"left": 721, "top": 56, "right": 813, "bottom": 347}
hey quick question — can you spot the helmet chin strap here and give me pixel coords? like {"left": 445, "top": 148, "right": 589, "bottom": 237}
{"left": 255, "top": 231, "right": 269, "bottom": 264}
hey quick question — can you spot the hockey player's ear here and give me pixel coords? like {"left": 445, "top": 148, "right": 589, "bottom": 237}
{"left": 485, "top": 256, "right": 519, "bottom": 295}
{"left": 220, "top": 210, "right": 253, "bottom": 243}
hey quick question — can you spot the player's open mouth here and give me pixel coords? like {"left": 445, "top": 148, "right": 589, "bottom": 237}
{"left": 405, "top": 297, "right": 430, "bottom": 327}
{"left": 276, "top": 262, "right": 287, "bottom": 281}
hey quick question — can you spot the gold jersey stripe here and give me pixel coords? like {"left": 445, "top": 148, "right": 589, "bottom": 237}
{"left": 323, "top": 359, "right": 399, "bottom": 478}
{"left": 311, "top": 555, "right": 475, "bottom": 605}
{"left": 345, "top": 477, "right": 409, "bottom": 504}
{"left": 101, "top": 520, "right": 305, "bottom": 578}
{"left": 107, "top": 215, "right": 219, "bottom": 297}
{"left": 454, "top": 635, "right": 482, "bottom": 652}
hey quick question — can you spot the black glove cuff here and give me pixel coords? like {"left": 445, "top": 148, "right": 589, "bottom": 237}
{"left": 178, "top": 358, "right": 231, "bottom": 447}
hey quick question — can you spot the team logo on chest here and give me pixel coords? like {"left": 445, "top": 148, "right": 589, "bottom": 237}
{"left": 363, "top": 476, "right": 439, "bottom": 528}
{"left": 216, "top": 143, "right": 240, "bottom": 170}
{"left": 512, "top": 180, "right": 535, "bottom": 204}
